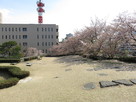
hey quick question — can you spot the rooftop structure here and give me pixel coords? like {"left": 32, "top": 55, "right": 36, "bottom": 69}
{"left": 37, "top": 0, "right": 45, "bottom": 24}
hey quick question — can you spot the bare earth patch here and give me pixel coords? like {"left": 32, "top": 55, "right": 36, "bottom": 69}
{"left": 0, "top": 55, "right": 136, "bottom": 102}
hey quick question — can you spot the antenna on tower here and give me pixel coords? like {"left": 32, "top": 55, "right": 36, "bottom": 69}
{"left": 37, "top": 0, "right": 45, "bottom": 24}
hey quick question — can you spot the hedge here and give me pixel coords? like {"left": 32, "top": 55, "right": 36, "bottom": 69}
{"left": 0, "top": 66, "right": 30, "bottom": 79}
{"left": 8, "top": 67, "right": 30, "bottom": 79}
{"left": 118, "top": 57, "right": 136, "bottom": 63}
{"left": 0, "top": 78, "right": 19, "bottom": 89}
{"left": 0, "top": 59, "right": 20, "bottom": 63}
{"left": 0, "top": 66, "right": 30, "bottom": 89}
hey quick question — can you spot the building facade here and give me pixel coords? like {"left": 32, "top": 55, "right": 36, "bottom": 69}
{"left": 0, "top": 13, "right": 2, "bottom": 24}
{"left": 65, "top": 33, "right": 73, "bottom": 39}
{"left": 0, "top": 24, "right": 59, "bottom": 54}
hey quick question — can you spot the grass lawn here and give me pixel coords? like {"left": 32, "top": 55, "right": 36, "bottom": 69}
{"left": 0, "top": 55, "right": 136, "bottom": 102}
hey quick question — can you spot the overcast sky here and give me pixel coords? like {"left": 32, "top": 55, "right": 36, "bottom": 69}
{"left": 0, "top": 0, "right": 136, "bottom": 41}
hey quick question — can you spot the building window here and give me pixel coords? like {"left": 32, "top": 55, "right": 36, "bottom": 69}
{"left": 48, "top": 35, "right": 50, "bottom": 39}
{"left": 48, "top": 28, "right": 50, "bottom": 32}
{"left": 56, "top": 29, "right": 58, "bottom": 32}
{"left": 5, "top": 28, "right": 7, "bottom": 31}
{"left": 37, "top": 35, "right": 39, "bottom": 39}
{"left": 45, "top": 35, "right": 47, "bottom": 39}
{"left": 19, "top": 35, "right": 21, "bottom": 39}
{"left": 15, "top": 28, "right": 17, "bottom": 31}
{"left": 45, "top": 28, "right": 47, "bottom": 31}
{"left": 23, "top": 35, "right": 27, "bottom": 39}
{"left": 5, "top": 35, "right": 7, "bottom": 39}
{"left": 2, "top": 28, "right": 3, "bottom": 31}
{"left": 52, "top": 42, "right": 54, "bottom": 46}
{"left": 42, "top": 28, "right": 44, "bottom": 31}
{"left": 51, "top": 28, "right": 53, "bottom": 32}
{"left": 45, "top": 42, "right": 47, "bottom": 46}
{"left": 42, "top": 35, "right": 44, "bottom": 39}
{"left": 42, "top": 42, "right": 44, "bottom": 46}
{"left": 12, "top": 28, "right": 14, "bottom": 32}
{"left": 2, "top": 35, "right": 4, "bottom": 39}
{"left": 9, "top": 35, "right": 11, "bottom": 39}
{"left": 37, "top": 42, "right": 39, "bottom": 46}
{"left": 37, "top": 28, "right": 39, "bottom": 32}
{"left": 56, "top": 35, "right": 58, "bottom": 39}
{"left": 42, "top": 50, "right": 44, "bottom": 53}
{"left": 16, "top": 35, "right": 18, "bottom": 39}
{"left": 22, "top": 28, "right": 27, "bottom": 31}
{"left": 23, "top": 42, "right": 27, "bottom": 46}
{"left": 48, "top": 42, "right": 50, "bottom": 46}
{"left": 51, "top": 35, "right": 53, "bottom": 39}
{"left": 12, "top": 35, "right": 14, "bottom": 39}
{"left": 19, "top": 28, "right": 21, "bottom": 32}
{"left": 9, "top": 28, "right": 11, "bottom": 31}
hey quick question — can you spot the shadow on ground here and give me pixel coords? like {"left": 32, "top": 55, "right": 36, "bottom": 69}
{"left": 54, "top": 55, "right": 136, "bottom": 71}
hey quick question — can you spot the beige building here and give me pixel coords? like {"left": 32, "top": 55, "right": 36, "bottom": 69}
{"left": 0, "top": 24, "right": 59, "bottom": 54}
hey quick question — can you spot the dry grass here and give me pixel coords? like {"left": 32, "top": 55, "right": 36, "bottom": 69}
{"left": 0, "top": 56, "right": 136, "bottom": 102}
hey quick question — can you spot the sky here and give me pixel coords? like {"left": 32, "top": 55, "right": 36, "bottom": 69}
{"left": 0, "top": 0, "right": 136, "bottom": 41}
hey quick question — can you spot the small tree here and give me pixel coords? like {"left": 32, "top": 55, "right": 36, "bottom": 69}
{"left": 0, "top": 41, "right": 21, "bottom": 58}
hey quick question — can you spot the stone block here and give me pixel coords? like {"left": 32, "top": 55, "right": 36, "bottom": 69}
{"left": 112, "top": 79, "right": 133, "bottom": 86}
{"left": 99, "top": 81, "right": 119, "bottom": 88}
{"left": 130, "top": 79, "right": 136, "bottom": 84}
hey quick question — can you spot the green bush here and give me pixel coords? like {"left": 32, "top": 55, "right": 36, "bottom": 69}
{"left": 0, "top": 66, "right": 30, "bottom": 79}
{"left": 0, "top": 78, "right": 19, "bottom": 89}
{"left": 0, "top": 66, "right": 30, "bottom": 89}
{"left": 8, "top": 67, "right": 30, "bottom": 79}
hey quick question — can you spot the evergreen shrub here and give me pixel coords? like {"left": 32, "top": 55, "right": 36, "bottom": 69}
{"left": 0, "top": 78, "right": 19, "bottom": 89}
{"left": 0, "top": 66, "right": 30, "bottom": 89}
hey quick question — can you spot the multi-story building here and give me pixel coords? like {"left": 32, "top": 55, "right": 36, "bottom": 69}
{"left": 62, "top": 33, "right": 73, "bottom": 42}
{"left": 65, "top": 33, "right": 73, "bottom": 39}
{"left": 0, "top": 13, "right": 2, "bottom": 24}
{"left": 0, "top": 24, "right": 59, "bottom": 54}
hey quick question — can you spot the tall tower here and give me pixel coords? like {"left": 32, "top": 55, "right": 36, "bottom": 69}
{"left": 37, "top": 0, "right": 45, "bottom": 24}
{"left": 0, "top": 13, "right": 2, "bottom": 24}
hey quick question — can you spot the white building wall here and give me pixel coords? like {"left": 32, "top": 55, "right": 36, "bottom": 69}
{"left": 0, "top": 24, "right": 59, "bottom": 54}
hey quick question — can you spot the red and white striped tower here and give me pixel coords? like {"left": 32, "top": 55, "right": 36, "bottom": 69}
{"left": 37, "top": 0, "right": 45, "bottom": 24}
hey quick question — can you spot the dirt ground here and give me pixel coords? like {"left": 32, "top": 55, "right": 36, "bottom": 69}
{"left": 0, "top": 55, "right": 136, "bottom": 102}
